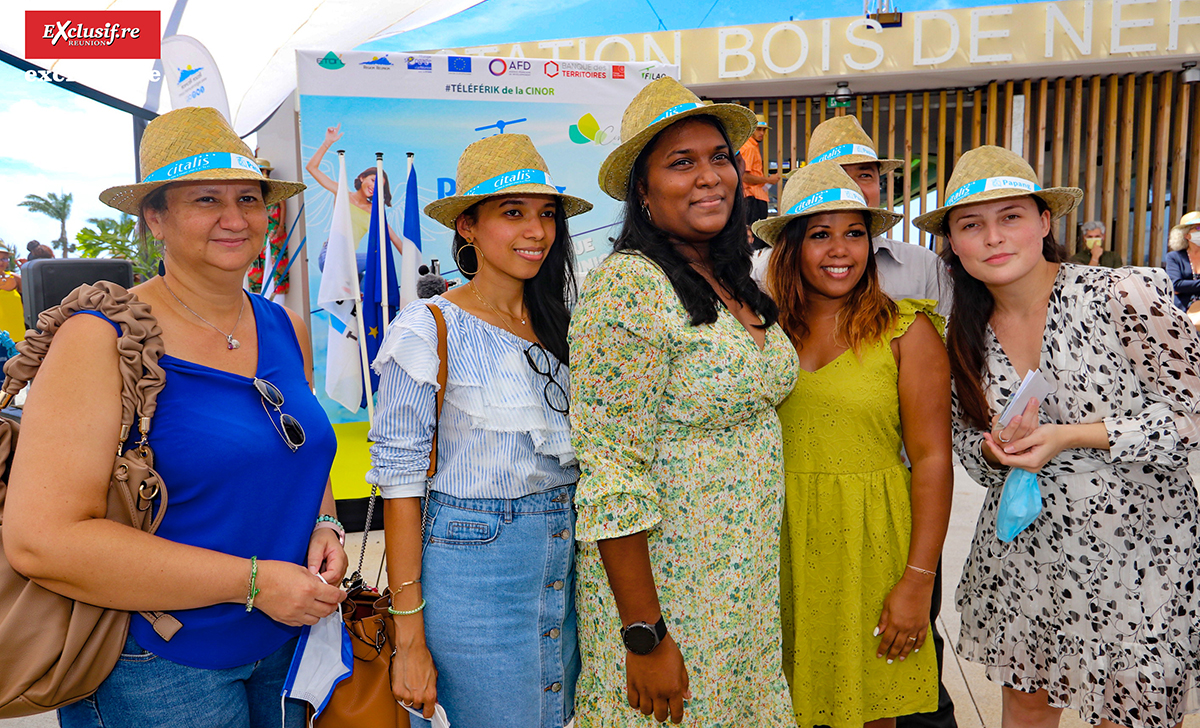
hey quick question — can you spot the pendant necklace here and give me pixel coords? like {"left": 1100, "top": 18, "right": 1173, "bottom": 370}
{"left": 162, "top": 278, "right": 245, "bottom": 350}
{"left": 469, "top": 280, "right": 527, "bottom": 335}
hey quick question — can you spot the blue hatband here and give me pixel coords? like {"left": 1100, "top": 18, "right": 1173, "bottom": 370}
{"left": 810, "top": 143, "right": 879, "bottom": 165}
{"left": 464, "top": 168, "right": 554, "bottom": 196}
{"left": 944, "top": 176, "right": 1041, "bottom": 207}
{"left": 785, "top": 187, "right": 867, "bottom": 216}
{"left": 651, "top": 102, "right": 706, "bottom": 125}
{"left": 143, "top": 152, "right": 261, "bottom": 183}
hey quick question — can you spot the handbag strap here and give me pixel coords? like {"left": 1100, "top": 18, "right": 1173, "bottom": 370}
{"left": 0, "top": 281, "right": 165, "bottom": 447}
{"left": 351, "top": 302, "right": 448, "bottom": 590}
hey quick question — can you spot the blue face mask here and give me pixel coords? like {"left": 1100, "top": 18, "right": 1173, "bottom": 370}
{"left": 281, "top": 611, "right": 352, "bottom": 721}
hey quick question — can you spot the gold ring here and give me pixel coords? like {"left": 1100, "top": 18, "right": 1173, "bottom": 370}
{"left": 401, "top": 700, "right": 414, "bottom": 707}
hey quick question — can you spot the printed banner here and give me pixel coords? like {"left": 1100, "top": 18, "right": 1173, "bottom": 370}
{"left": 296, "top": 50, "right": 676, "bottom": 501}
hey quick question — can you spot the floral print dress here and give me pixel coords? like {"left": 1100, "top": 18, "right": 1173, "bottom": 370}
{"left": 569, "top": 252, "right": 798, "bottom": 727}
{"left": 953, "top": 264, "right": 1200, "bottom": 728}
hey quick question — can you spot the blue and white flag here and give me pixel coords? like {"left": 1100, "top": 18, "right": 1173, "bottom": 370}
{"left": 360, "top": 176, "right": 400, "bottom": 409}
{"left": 281, "top": 611, "right": 352, "bottom": 723}
{"left": 400, "top": 156, "right": 424, "bottom": 306}
{"left": 318, "top": 154, "right": 364, "bottom": 413}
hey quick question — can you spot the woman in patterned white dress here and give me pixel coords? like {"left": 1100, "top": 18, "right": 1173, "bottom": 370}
{"left": 913, "top": 146, "right": 1200, "bottom": 728}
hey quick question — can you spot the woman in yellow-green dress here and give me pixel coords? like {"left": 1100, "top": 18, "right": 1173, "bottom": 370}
{"left": 754, "top": 161, "right": 953, "bottom": 728}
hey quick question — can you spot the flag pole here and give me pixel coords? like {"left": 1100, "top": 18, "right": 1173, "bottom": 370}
{"left": 345, "top": 150, "right": 376, "bottom": 424}
{"left": 375, "top": 152, "right": 389, "bottom": 319}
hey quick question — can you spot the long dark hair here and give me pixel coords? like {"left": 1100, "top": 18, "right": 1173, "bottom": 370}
{"left": 452, "top": 204, "right": 576, "bottom": 364}
{"left": 768, "top": 212, "right": 897, "bottom": 351}
{"left": 613, "top": 115, "right": 777, "bottom": 329}
{"left": 942, "top": 195, "right": 1065, "bottom": 430}
{"left": 355, "top": 168, "right": 392, "bottom": 207}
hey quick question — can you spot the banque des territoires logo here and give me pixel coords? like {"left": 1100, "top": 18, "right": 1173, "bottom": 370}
{"left": 317, "top": 52, "right": 345, "bottom": 70}
{"left": 25, "top": 10, "right": 160, "bottom": 59}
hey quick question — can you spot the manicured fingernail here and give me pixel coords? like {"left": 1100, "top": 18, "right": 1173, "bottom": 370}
{"left": 887, "top": 659, "right": 894, "bottom": 664}
{"left": 899, "top": 656, "right": 905, "bottom": 661}
{"left": 873, "top": 627, "right": 881, "bottom": 637}
{"left": 1004, "top": 446, "right": 1014, "bottom": 453}
{"left": 914, "top": 648, "right": 920, "bottom": 652}
{"left": 876, "top": 653, "right": 883, "bottom": 658}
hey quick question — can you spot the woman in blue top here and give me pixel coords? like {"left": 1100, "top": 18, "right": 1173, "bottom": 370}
{"left": 1164, "top": 210, "right": 1200, "bottom": 312}
{"left": 368, "top": 133, "right": 591, "bottom": 728}
{"left": 4, "top": 107, "right": 345, "bottom": 728}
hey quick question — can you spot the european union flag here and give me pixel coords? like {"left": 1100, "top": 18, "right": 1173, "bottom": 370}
{"left": 448, "top": 56, "right": 472, "bottom": 73}
{"left": 360, "top": 180, "right": 399, "bottom": 409}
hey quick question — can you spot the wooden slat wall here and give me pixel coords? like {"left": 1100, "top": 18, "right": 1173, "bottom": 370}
{"left": 734, "top": 69, "right": 1193, "bottom": 266}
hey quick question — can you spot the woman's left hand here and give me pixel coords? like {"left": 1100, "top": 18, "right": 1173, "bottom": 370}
{"left": 982, "top": 422, "right": 1072, "bottom": 472}
{"left": 876, "top": 573, "right": 933, "bottom": 663}
{"left": 307, "top": 528, "right": 349, "bottom": 586}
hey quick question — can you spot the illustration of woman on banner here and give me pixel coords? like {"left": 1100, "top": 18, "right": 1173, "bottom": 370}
{"left": 307, "top": 123, "right": 404, "bottom": 272}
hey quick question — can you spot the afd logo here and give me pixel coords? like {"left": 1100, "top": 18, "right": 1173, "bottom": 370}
{"left": 489, "top": 59, "right": 532, "bottom": 77}
{"left": 448, "top": 56, "right": 472, "bottom": 74}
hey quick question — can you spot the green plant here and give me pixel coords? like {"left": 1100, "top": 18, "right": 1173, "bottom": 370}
{"left": 75, "top": 215, "right": 161, "bottom": 281}
{"left": 18, "top": 192, "right": 74, "bottom": 257}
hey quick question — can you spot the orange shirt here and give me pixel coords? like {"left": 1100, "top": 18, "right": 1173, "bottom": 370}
{"left": 739, "top": 137, "right": 769, "bottom": 202}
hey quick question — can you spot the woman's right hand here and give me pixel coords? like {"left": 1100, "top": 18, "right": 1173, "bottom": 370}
{"left": 322, "top": 124, "right": 342, "bottom": 146}
{"left": 982, "top": 398, "right": 1040, "bottom": 465}
{"left": 391, "top": 629, "right": 439, "bottom": 720}
{"left": 251, "top": 559, "right": 345, "bottom": 626}
{"left": 625, "top": 634, "right": 691, "bottom": 724}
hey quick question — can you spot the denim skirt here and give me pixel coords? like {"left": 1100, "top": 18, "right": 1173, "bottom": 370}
{"left": 411, "top": 484, "right": 578, "bottom": 728}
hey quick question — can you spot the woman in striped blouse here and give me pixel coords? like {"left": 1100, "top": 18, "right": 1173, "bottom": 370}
{"left": 367, "top": 134, "right": 591, "bottom": 728}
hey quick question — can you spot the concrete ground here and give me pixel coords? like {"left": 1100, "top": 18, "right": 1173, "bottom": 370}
{"left": 6, "top": 459, "right": 1200, "bottom": 728}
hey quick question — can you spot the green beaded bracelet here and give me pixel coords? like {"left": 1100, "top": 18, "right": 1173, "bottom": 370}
{"left": 245, "top": 556, "right": 260, "bottom": 613}
{"left": 387, "top": 599, "right": 427, "bottom": 616}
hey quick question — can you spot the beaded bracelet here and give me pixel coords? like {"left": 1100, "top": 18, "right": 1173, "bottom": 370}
{"left": 313, "top": 515, "right": 346, "bottom": 545}
{"left": 245, "top": 556, "right": 261, "bottom": 613}
{"left": 387, "top": 599, "right": 427, "bottom": 616}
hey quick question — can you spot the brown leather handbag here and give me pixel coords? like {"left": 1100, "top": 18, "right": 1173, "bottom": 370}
{"left": 316, "top": 302, "right": 448, "bottom": 728}
{"left": 0, "top": 281, "right": 181, "bottom": 717}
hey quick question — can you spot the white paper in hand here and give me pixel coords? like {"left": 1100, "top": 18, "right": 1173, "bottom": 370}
{"left": 404, "top": 702, "right": 451, "bottom": 728}
{"left": 997, "top": 369, "right": 1053, "bottom": 429}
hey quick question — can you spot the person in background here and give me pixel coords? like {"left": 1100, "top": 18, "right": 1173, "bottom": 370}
{"left": 24, "top": 240, "right": 54, "bottom": 263}
{"left": 415, "top": 264, "right": 448, "bottom": 299}
{"left": 5, "top": 106, "right": 345, "bottom": 728}
{"left": 739, "top": 114, "right": 780, "bottom": 239}
{"left": 1069, "top": 221, "right": 1121, "bottom": 268}
{"left": 571, "top": 77, "right": 797, "bottom": 727}
{"left": 759, "top": 161, "right": 952, "bottom": 728}
{"left": 916, "top": 145, "right": 1200, "bottom": 728}
{"left": 370, "top": 134, "right": 589, "bottom": 728}
{"left": 1165, "top": 210, "right": 1200, "bottom": 312}
{"left": 0, "top": 247, "right": 23, "bottom": 342}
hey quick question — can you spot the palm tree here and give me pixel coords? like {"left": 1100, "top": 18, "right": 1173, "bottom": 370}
{"left": 18, "top": 192, "right": 73, "bottom": 258}
{"left": 76, "top": 215, "right": 161, "bottom": 282}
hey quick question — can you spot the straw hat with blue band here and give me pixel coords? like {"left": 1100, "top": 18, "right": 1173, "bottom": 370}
{"left": 100, "top": 106, "right": 305, "bottom": 216}
{"left": 597, "top": 77, "right": 757, "bottom": 201}
{"left": 424, "top": 133, "right": 592, "bottom": 229}
{"left": 752, "top": 161, "right": 903, "bottom": 247}
{"left": 801, "top": 115, "right": 904, "bottom": 177}
{"left": 913, "top": 145, "right": 1082, "bottom": 236}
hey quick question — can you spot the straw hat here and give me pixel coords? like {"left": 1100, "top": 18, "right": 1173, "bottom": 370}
{"left": 100, "top": 107, "right": 304, "bottom": 216}
{"left": 913, "top": 145, "right": 1081, "bottom": 235}
{"left": 597, "top": 77, "right": 757, "bottom": 201}
{"left": 755, "top": 114, "right": 769, "bottom": 129}
{"left": 1172, "top": 210, "right": 1200, "bottom": 234}
{"left": 424, "top": 134, "right": 592, "bottom": 229}
{"left": 806, "top": 115, "right": 903, "bottom": 175}
{"left": 751, "top": 161, "right": 903, "bottom": 247}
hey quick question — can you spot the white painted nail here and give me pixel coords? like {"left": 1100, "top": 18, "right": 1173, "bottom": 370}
{"left": 873, "top": 627, "right": 881, "bottom": 637}
{"left": 914, "top": 648, "right": 920, "bottom": 652}
{"left": 887, "top": 659, "right": 894, "bottom": 665}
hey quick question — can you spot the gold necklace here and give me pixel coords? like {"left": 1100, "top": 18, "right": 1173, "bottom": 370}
{"left": 469, "top": 281, "right": 527, "bottom": 336}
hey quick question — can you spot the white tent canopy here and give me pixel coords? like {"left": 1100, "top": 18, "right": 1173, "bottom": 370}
{"left": 0, "top": 0, "right": 483, "bottom": 135}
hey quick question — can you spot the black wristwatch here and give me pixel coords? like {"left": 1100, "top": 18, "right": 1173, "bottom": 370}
{"left": 621, "top": 616, "right": 668, "bottom": 655}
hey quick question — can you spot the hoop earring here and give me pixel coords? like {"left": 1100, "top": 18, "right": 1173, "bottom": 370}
{"left": 455, "top": 241, "right": 481, "bottom": 277}
{"left": 641, "top": 201, "right": 652, "bottom": 223}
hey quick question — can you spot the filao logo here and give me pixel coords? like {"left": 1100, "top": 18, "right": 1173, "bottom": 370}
{"left": 25, "top": 10, "right": 159, "bottom": 59}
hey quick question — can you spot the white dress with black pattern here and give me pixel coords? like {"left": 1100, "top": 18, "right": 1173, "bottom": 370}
{"left": 953, "top": 263, "right": 1200, "bottom": 728}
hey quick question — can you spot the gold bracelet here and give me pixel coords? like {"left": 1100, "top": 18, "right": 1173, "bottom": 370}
{"left": 393, "top": 578, "right": 421, "bottom": 595}
{"left": 906, "top": 564, "right": 937, "bottom": 577}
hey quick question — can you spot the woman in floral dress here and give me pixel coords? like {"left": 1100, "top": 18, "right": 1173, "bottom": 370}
{"left": 914, "top": 145, "right": 1200, "bottom": 728}
{"left": 569, "top": 77, "right": 797, "bottom": 726}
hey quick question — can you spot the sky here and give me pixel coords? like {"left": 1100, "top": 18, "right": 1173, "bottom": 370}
{"left": 0, "top": 0, "right": 1039, "bottom": 253}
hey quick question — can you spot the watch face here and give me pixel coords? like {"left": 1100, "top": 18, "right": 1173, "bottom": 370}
{"left": 622, "top": 624, "right": 658, "bottom": 655}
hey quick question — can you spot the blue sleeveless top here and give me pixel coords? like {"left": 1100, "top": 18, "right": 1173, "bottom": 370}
{"left": 78, "top": 294, "right": 337, "bottom": 669}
